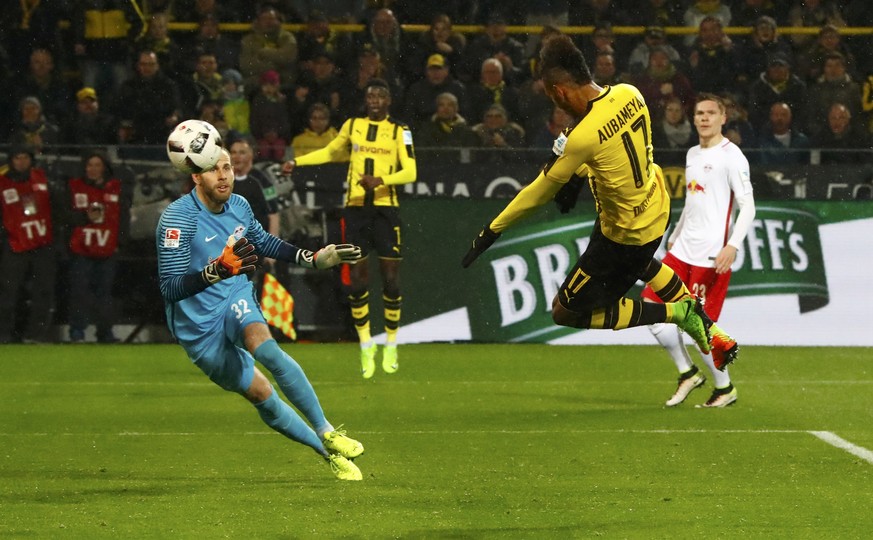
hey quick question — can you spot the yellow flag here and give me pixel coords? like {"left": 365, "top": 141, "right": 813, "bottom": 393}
{"left": 261, "top": 272, "right": 297, "bottom": 340}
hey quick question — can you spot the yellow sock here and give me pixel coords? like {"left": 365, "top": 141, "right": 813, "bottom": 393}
{"left": 383, "top": 294, "right": 401, "bottom": 345}
{"left": 646, "top": 262, "right": 690, "bottom": 303}
{"left": 349, "top": 291, "right": 371, "bottom": 344}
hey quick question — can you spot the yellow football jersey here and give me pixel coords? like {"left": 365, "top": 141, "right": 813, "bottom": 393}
{"left": 294, "top": 116, "right": 417, "bottom": 207}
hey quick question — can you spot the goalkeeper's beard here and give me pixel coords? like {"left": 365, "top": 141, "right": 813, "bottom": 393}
{"left": 199, "top": 180, "right": 234, "bottom": 208}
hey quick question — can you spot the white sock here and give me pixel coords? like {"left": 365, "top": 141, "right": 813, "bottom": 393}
{"left": 650, "top": 323, "right": 694, "bottom": 373}
{"left": 699, "top": 351, "right": 731, "bottom": 388}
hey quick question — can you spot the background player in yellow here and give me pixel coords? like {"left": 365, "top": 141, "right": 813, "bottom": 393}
{"left": 462, "top": 35, "right": 738, "bottom": 368}
{"left": 282, "top": 79, "right": 417, "bottom": 378}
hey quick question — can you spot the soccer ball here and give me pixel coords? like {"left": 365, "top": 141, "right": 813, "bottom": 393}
{"left": 166, "top": 119, "right": 224, "bottom": 174}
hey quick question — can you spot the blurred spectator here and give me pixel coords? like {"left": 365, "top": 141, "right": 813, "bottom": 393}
{"left": 683, "top": 0, "right": 732, "bottom": 48}
{"left": 472, "top": 103, "right": 526, "bottom": 152}
{"left": 417, "top": 92, "right": 479, "bottom": 148}
{"left": 634, "top": 47, "right": 696, "bottom": 122}
{"left": 113, "top": 50, "right": 183, "bottom": 146}
{"left": 731, "top": 0, "right": 785, "bottom": 28}
{"left": 787, "top": 0, "right": 845, "bottom": 51}
{"left": 72, "top": 0, "right": 144, "bottom": 99}
{"left": 296, "top": 10, "right": 354, "bottom": 72}
{"left": 338, "top": 47, "right": 403, "bottom": 120}
{"left": 221, "top": 69, "right": 251, "bottom": 136}
{"left": 135, "top": 11, "right": 184, "bottom": 79}
{"left": 410, "top": 13, "right": 467, "bottom": 83}
{"left": 192, "top": 51, "right": 224, "bottom": 111}
{"left": 13, "top": 48, "right": 74, "bottom": 126}
{"left": 9, "top": 96, "right": 61, "bottom": 155}
{"left": 735, "top": 16, "right": 793, "bottom": 87}
{"left": 291, "top": 103, "right": 341, "bottom": 156}
{"left": 805, "top": 52, "right": 861, "bottom": 138}
{"left": 290, "top": 49, "right": 343, "bottom": 135}
{"left": 229, "top": 137, "right": 280, "bottom": 236}
{"left": 592, "top": 51, "right": 623, "bottom": 87}
{"left": 187, "top": 13, "right": 240, "bottom": 72}
{"left": 1, "top": 0, "right": 65, "bottom": 77}
{"left": 522, "top": 1, "right": 569, "bottom": 57}
{"left": 722, "top": 94, "right": 757, "bottom": 150}
{"left": 468, "top": 58, "right": 521, "bottom": 127}
{"left": 747, "top": 52, "right": 808, "bottom": 131}
{"left": 626, "top": 26, "right": 683, "bottom": 77}
{"left": 357, "top": 8, "right": 414, "bottom": 87}
{"left": 579, "top": 23, "right": 622, "bottom": 73}
{"left": 688, "top": 16, "right": 740, "bottom": 96}
{"left": 796, "top": 24, "right": 857, "bottom": 84}
{"left": 0, "top": 146, "right": 57, "bottom": 343}
{"left": 240, "top": 6, "right": 299, "bottom": 90}
{"left": 66, "top": 150, "right": 128, "bottom": 344}
{"left": 862, "top": 72, "right": 873, "bottom": 136}
{"left": 651, "top": 96, "right": 697, "bottom": 159}
{"left": 63, "top": 87, "right": 117, "bottom": 146}
{"left": 812, "top": 102, "right": 870, "bottom": 164}
{"left": 196, "top": 97, "right": 229, "bottom": 139}
{"left": 250, "top": 70, "right": 292, "bottom": 162}
{"left": 402, "top": 54, "right": 468, "bottom": 130}
{"left": 528, "top": 105, "right": 574, "bottom": 149}
{"left": 758, "top": 102, "right": 811, "bottom": 166}
{"left": 462, "top": 14, "right": 526, "bottom": 84}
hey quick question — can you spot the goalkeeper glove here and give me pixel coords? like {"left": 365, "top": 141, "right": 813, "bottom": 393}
{"left": 554, "top": 174, "right": 584, "bottom": 214}
{"left": 202, "top": 236, "right": 259, "bottom": 284}
{"left": 297, "top": 243, "right": 362, "bottom": 269}
{"left": 462, "top": 225, "right": 500, "bottom": 268}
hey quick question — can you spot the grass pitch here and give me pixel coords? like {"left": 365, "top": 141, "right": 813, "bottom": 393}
{"left": 2, "top": 343, "right": 872, "bottom": 538}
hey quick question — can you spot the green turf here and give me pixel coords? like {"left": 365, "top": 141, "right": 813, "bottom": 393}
{"left": 2, "top": 343, "right": 872, "bottom": 538}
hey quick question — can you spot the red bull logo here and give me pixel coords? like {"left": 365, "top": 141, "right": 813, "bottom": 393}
{"left": 687, "top": 179, "right": 706, "bottom": 194}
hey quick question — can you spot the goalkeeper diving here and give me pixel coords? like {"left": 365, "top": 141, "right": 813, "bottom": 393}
{"left": 156, "top": 148, "right": 366, "bottom": 481}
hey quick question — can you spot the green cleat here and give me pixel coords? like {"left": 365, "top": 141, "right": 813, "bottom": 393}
{"left": 674, "top": 296, "right": 712, "bottom": 354}
{"left": 360, "top": 343, "right": 376, "bottom": 379}
{"left": 323, "top": 427, "right": 364, "bottom": 459}
{"left": 382, "top": 344, "right": 398, "bottom": 374}
{"left": 327, "top": 454, "right": 362, "bottom": 481}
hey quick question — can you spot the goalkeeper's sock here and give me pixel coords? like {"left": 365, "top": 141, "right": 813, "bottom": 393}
{"left": 383, "top": 293, "right": 401, "bottom": 344}
{"left": 253, "top": 389, "right": 325, "bottom": 456}
{"left": 650, "top": 323, "right": 694, "bottom": 373}
{"left": 254, "top": 340, "right": 329, "bottom": 433}
{"left": 349, "top": 291, "right": 371, "bottom": 343}
{"left": 641, "top": 260, "right": 690, "bottom": 303}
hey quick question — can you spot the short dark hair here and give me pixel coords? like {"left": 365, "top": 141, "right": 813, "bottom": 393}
{"left": 695, "top": 92, "right": 726, "bottom": 114}
{"left": 539, "top": 34, "right": 591, "bottom": 85}
{"left": 366, "top": 78, "right": 391, "bottom": 94}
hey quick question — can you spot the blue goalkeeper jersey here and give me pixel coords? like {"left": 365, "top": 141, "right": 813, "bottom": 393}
{"left": 156, "top": 191, "right": 292, "bottom": 343}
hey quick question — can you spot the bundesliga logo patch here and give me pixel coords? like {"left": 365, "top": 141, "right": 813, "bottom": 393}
{"left": 164, "top": 228, "right": 181, "bottom": 248}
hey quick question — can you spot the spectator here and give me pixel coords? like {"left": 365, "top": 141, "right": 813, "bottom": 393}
{"left": 579, "top": 22, "right": 622, "bottom": 73}
{"left": 812, "top": 102, "right": 870, "bottom": 164}
{"left": 410, "top": 13, "right": 467, "bottom": 82}
{"left": 179, "top": 51, "right": 223, "bottom": 117}
{"left": 290, "top": 49, "right": 343, "bottom": 135}
{"left": 722, "top": 94, "right": 757, "bottom": 150}
{"left": 113, "top": 50, "right": 183, "bottom": 147}
{"left": 472, "top": 103, "right": 526, "bottom": 153}
{"left": 592, "top": 51, "right": 623, "bottom": 87}
{"left": 135, "top": 11, "right": 184, "bottom": 80}
{"left": 66, "top": 150, "right": 128, "bottom": 344}
{"left": 805, "top": 52, "right": 861, "bottom": 138}
{"left": 747, "top": 52, "right": 808, "bottom": 131}
{"left": 522, "top": 23, "right": 563, "bottom": 81}
{"left": 634, "top": 47, "right": 696, "bottom": 122}
{"left": 9, "top": 96, "right": 61, "bottom": 155}
{"left": 468, "top": 58, "right": 521, "bottom": 127}
{"left": 187, "top": 13, "right": 240, "bottom": 72}
{"left": 71, "top": 0, "right": 144, "bottom": 99}
{"left": 229, "top": 137, "right": 280, "bottom": 236}
{"left": 0, "top": 146, "right": 57, "bottom": 343}
{"left": 356, "top": 8, "right": 414, "bottom": 87}
{"left": 291, "top": 103, "right": 342, "bottom": 157}
{"left": 787, "top": 0, "right": 845, "bottom": 51}
{"left": 651, "top": 96, "right": 697, "bottom": 162}
{"left": 758, "top": 102, "right": 811, "bottom": 166}
{"left": 528, "top": 104, "right": 574, "bottom": 149}
{"left": 462, "top": 13, "right": 526, "bottom": 84}
{"left": 240, "top": 6, "right": 299, "bottom": 90}
{"left": 862, "top": 72, "right": 873, "bottom": 136}
{"left": 417, "top": 92, "right": 480, "bottom": 148}
{"left": 626, "top": 25, "right": 683, "bottom": 77}
{"left": 338, "top": 47, "right": 403, "bottom": 120}
{"left": 221, "top": 69, "right": 251, "bottom": 136}
{"left": 63, "top": 87, "right": 117, "bottom": 146}
{"left": 1, "top": 0, "right": 64, "bottom": 76}
{"left": 296, "top": 10, "right": 354, "bottom": 73}
{"left": 13, "top": 48, "right": 74, "bottom": 127}
{"left": 688, "top": 16, "right": 740, "bottom": 96}
{"left": 735, "top": 16, "right": 793, "bottom": 87}
{"left": 522, "top": 1, "right": 569, "bottom": 57}
{"left": 796, "top": 24, "right": 857, "bottom": 84}
{"left": 196, "top": 97, "right": 229, "bottom": 140}
{"left": 250, "top": 70, "right": 292, "bottom": 162}
{"left": 683, "top": 0, "right": 732, "bottom": 47}
{"left": 402, "top": 54, "right": 468, "bottom": 130}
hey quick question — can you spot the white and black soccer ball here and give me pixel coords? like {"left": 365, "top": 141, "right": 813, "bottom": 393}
{"left": 166, "top": 119, "right": 224, "bottom": 174}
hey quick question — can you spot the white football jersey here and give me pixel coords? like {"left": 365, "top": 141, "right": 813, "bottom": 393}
{"left": 669, "top": 138, "right": 753, "bottom": 267}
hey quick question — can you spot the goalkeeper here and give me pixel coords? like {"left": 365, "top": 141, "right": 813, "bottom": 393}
{"left": 156, "top": 149, "right": 365, "bottom": 481}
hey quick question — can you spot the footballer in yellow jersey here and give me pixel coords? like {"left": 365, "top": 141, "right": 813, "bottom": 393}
{"left": 462, "top": 36, "right": 738, "bottom": 369}
{"left": 282, "top": 79, "right": 417, "bottom": 378}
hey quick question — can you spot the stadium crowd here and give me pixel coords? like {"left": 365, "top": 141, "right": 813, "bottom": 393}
{"left": 2, "top": 0, "right": 873, "bottom": 344}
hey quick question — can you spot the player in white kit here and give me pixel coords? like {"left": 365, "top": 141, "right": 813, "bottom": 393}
{"left": 642, "top": 93, "right": 756, "bottom": 408}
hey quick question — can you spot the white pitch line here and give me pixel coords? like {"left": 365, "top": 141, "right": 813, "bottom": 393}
{"left": 809, "top": 431, "right": 873, "bottom": 464}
